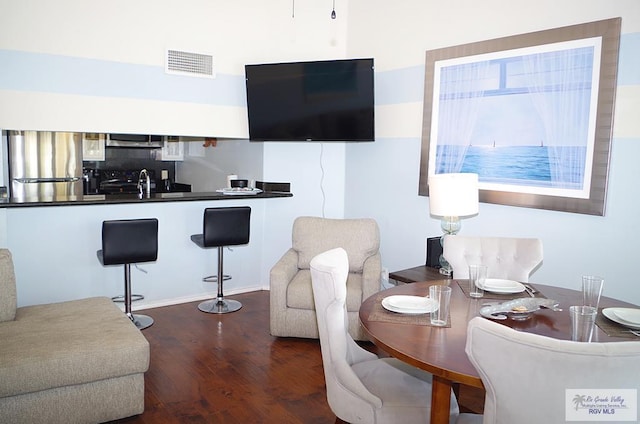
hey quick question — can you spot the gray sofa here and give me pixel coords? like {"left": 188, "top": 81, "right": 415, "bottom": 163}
{"left": 0, "top": 249, "right": 150, "bottom": 424}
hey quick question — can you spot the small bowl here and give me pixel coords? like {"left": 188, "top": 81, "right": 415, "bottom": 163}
{"left": 480, "top": 298, "right": 560, "bottom": 321}
{"left": 507, "top": 308, "right": 539, "bottom": 321}
{"left": 230, "top": 179, "right": 248, "bottom": 188}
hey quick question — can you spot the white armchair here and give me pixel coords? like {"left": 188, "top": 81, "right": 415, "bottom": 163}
{"left": 443, "top": 235, "right": 543, "bottom": 282}
{"left": 269, "top": 216, "right": 381, "bottom": 341}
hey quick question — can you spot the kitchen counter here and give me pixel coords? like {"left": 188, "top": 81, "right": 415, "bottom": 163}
{"left": 0, "top": 190, "right": 293, "bottom": 208}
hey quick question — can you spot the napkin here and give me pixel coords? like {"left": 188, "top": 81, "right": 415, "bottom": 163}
{"left": 596, "top": 311, "right": 640, "bottom": 339}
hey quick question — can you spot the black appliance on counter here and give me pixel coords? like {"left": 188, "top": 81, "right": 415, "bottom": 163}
{"left": 83, "top": 168, "right": 101, "bottom": 194}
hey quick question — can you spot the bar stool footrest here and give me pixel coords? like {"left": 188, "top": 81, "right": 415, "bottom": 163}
{"left": 202, "top": 274, "right": 231, "bottom": 283}
{"left": 111, "top": 294, "right": 144, "bottom": 303}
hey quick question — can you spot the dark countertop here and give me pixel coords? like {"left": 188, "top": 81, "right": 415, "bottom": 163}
{"left": 0, "top": 191, "right": 293, "bottom": 208}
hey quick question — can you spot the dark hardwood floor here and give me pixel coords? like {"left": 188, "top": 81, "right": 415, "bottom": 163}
{"left": 110, "top": 290, "right": 483, "bottom": 423}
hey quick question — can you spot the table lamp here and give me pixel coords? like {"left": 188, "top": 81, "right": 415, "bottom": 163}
{"left": 428, "top": 173, "right": 479, "bottom": 276}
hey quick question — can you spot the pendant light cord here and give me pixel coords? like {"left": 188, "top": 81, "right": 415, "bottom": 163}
{"left": 292, "top": 0, "right": 336, "bottom": 19}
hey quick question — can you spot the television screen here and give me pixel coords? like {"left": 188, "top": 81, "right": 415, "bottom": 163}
{"left": 245, "top": 58, "right": 375, "bottom": 142}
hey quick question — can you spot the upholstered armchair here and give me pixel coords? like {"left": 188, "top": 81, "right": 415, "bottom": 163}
{"left": 269, "top": 216, "right": 381, "bottom": 341}
{"left": 443, "top": 235, "right": 543, "bottom": 282}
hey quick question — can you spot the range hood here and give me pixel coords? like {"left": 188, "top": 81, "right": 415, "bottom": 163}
{"left": 107, "top": 134, "right": 164, "bottom": 148}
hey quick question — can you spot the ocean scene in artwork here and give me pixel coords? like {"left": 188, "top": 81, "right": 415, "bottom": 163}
{"left": 435, "top": 145, "right": 587, "bottom": 190}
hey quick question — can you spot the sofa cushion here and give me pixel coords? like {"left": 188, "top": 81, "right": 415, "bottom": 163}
{"left": 292, "top": 217, "right": 379, "bottom": 273}
{"left": 0, "top": 249, "right": 17, "bottom": 323}
{"left": 0, "top": 296, "right": 149, "bottom": 398}
{"left": 287, "top": 269, "right": 364, "bottom": 312}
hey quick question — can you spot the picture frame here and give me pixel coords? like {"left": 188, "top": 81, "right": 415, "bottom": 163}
{"left": 418, "top": 18, "right": 621, "bottom": 216}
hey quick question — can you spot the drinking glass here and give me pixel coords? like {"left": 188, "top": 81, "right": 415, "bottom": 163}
{"left": 468, "top": 264, "right": 487, "bottom": 298}
{"left": 429, "top": 285, "right": 451, "bottom": 327}
{"left": 570, "top": 305, "right": 597, "bottom": 342}
{"left": 582, "top": 275, "right": 604, "bottom": 310}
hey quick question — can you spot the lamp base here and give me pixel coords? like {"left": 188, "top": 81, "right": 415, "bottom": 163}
{"left": 438, "top": 216, "right": 460, "bottom": 278}
{"left": 439, "top": 266, "right": 452, "bottom": 276}
{"left": 439, "top": 252, "right": 452, "bottom": 276}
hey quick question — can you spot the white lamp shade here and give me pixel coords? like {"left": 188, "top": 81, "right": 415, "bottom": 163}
{"left": 428, "top": 173, "right": 479, "bottom": 217}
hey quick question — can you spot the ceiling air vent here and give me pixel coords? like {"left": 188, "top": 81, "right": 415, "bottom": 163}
{"left": 166, "top": 49, "right": 215, "bottom": 78}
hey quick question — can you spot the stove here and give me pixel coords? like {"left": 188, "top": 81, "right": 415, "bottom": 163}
{"left": 98, "top": 169, "right": 156, "bottom": 194}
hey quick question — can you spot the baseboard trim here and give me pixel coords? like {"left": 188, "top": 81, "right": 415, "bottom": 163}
{"left": 128, "top": 286, "right": 265, "bottom": 311}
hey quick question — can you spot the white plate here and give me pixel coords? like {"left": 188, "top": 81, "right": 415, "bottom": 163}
{"left": 612, "top": 308, "right": 640, "bottom": 325}
{"left": 478, "top": 278, "right": 526, "bottom": 294}
{"left": 381, "top": 295, "right": 439, "bottom": 315}
{"left": 603, "top": 308, "right": 640, "bottom": 329}
{"left": 216, "top": 188, "right": 262, "bottom": 195}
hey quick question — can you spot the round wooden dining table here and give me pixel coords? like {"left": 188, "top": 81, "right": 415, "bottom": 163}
{"left": 358, "top": 279, "right": 640, "bottom": 424}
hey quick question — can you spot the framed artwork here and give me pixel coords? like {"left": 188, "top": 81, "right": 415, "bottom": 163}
{"left": 419, "top": 18, "right": 621, "bottom": 216}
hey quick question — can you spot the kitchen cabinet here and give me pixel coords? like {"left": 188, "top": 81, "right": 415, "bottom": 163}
{"left": 158, "top": 136, "right": 184, "bottom": 161}
{"left": 82, "top": 133, "right": 105, "bottom": 161}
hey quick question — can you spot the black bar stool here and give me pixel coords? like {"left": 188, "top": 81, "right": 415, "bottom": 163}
{"left": 97, "top": 218, "right": 158, "bottom": 330}
{"left": 191, "top": 206, "right": 251, "bottom": 314}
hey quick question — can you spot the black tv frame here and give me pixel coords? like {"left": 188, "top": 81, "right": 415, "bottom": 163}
{"left": 245, "top": 58, "right": 375, "bottom": 142}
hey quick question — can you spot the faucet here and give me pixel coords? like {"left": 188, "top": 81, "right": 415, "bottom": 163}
{"left": 137, "top": 169, "right": 151, "bottom": 198}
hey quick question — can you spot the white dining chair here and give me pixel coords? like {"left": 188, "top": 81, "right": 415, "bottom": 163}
{"left": 443, "top": 236, "right": 543, "bottom": 282}
{"left": 310, "top": 247, "right": 460, "bottom": 424}
{"left": 465, "top": 316, "right": 640, "bottom": 423}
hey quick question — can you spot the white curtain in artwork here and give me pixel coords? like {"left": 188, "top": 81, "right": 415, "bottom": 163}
{"left": 435, "top": 61, "right": 491, "bottom": 173}
{"left": 522, "top": 47, "right": 594, "bottom": 189}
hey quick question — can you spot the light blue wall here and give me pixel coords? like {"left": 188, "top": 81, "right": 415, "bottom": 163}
{"left": 5, "top": 199, "right": 269, "bottom": 308}
{"left": 344, "top": 1, "right": 640, "bottom": 305}
{"left": 0, "top": 0, "right": 349, "bottom": 307}
{"left": 1, "top": 0, "right": 640, "bottom": 307}
{"left": 0, "top": 50, "right": 245, "bottom": 106}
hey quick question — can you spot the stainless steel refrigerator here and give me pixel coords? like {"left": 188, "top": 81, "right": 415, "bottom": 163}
{"left": 8, "top": 130, "right": 83, "bottom": 201}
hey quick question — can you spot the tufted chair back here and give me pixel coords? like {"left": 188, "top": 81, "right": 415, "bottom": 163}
{"left": 443, "top": 235, "right": 543, "bottom": 282}
{"left": 311, "top": 247, "right": 460, "bottom": 424}
{"left": 466, "top": 317, "right": 640, "bottom": 423}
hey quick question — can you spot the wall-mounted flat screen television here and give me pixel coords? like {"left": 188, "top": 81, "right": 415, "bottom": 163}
{"left": 245, "top": 58, "right": 374, "bottom": 142}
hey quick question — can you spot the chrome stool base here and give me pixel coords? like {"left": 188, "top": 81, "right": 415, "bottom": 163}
{"left": 198, "top": 298, "right": 242, "bottom": 314}
{"left": 129, "top": 314, "right": 154, "bottom": 330}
